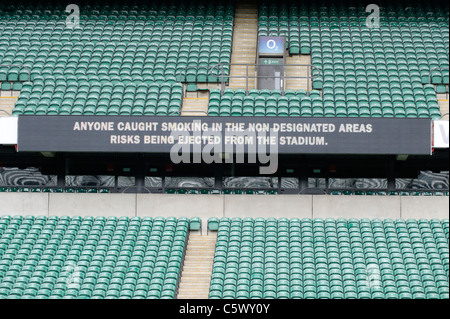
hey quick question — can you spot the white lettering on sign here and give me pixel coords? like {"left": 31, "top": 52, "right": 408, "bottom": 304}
{"left": 433, "top": 120, "right": 449, "bottom": 148}
{"left": 0, "top": 117, "right": 18, "bottom": 145}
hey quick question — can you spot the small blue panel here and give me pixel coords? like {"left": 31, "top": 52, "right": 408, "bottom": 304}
{"left": 258, "top": 36, "right": 285, "bottom": 56}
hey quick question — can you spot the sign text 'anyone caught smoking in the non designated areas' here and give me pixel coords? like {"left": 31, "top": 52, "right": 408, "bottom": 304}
{"left": 18, "top": 116, "right": 432, "bottom": 156}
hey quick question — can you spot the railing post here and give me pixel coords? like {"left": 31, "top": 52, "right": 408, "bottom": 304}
{"left": 307, "top": 65, "right": 310, "bottom": 96}
{"left": 246, "top": 64, "right": 249, "bottom": 93}
{"left": 203, "top": 63, "right": 321, "bottom": 98}
{"left": 221, "top": 64, "right": 225, "bottom": 94}
{"left": 0, "top": 110, "right": 12, "bottom": 116}
{"left": 0, "top": 64, "right": 32, "bottom": 82}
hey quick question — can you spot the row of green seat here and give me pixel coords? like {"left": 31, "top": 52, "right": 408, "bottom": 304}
{"left": 208, "top": 88, "right": 442, "bottom": 118}
{"left": 0, "top": 215, "right": 190, "bottom": 299}
{"left": 0, "top": 1, "right": 234, "bottom": 82}
{"left": 259, "top": 1, "right": 448, "bottom": 64}
{"left": 209, "top": 217, "right": 449, "bottom": 299}
{"left": 257, "top": 1, "right": 448, "bottom": 118}
{"left": 11, "top": 77, "right": 183, "bottom": 116}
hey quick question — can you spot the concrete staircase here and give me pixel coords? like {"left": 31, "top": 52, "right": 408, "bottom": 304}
{"left": 228, "top": 2, "right": 258, "bottom": 90}
{"left": 0, "top": 90, "right": 19, "bottom": 116}
{"left": 437, "top": 94, "right": 449, "bottom": 120}
{"left": 177, "top": 234, "right": 217, "bottom": 299}
{"left": 285, "top": 54, "right": 314, "bottom": 92}
{"left": 181, "top": 97, "right": 210, "bottom": 116}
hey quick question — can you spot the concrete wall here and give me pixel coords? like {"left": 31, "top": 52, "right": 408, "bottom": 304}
{"left": 312, "top": 196, "right": 402, "bottom": 220}
{"left": 0, "top": 193, "right": 48, "bottom": 216}
{"left": 48, "top": 194, "right": 137, "bottom": 217}
{"left": 400, "top": 196, "right": 449, "bottom": 219}
{"left": 1, "top": 194, "right": 448, "bottom": 230}
{"left": 224, "top": 195, "right": 312, "bottom": 219}
{"left": 137, "top": 194, "right": 224, "bottom": 233}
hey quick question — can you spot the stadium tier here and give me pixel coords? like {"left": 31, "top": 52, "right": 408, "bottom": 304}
{"left": 207, "top": 86, "right": 443, "bottom": 118}
{"left": 0, "top": 0, "right": 234, "bottom": 116}
{"left": 0, "top": 215, "right": 189, "bottom": 299}
{"left": 208, "top": 217, "right": 449, "bottom": 299}
{"left": 0, "top": 1, "right": 234, "bottom": 81}
{"left": 0, "top": 215, "right": 448, "bottom": 299}
{"left": 0, "top": 0, "right": 449, "bottom": 303}
{"left": 1, "top": 168, "right": 448, "bottom": 195}
{"left": 12, "top": 78, "right": 183, "bottom": 116}
{"left": 0, "top": 0, "right": 448, "bottom": 117}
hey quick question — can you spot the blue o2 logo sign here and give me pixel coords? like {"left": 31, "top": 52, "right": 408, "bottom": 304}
{"left": 258, "top": 36, "right": 285, "bottom": 56}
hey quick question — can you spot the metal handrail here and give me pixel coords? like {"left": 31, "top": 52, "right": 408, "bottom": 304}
{"left": 169, "top": 110, "right": 208, "bottom": 116}
{"left": 120, "top": 185, "right": 152, "bottom": 194}
{"left": 428, "top": 66, "right": 449, "bottom": 85}
{"left": 429, "top": 66, "right": 449, "bottom": 99}
{"left": 0, "top": 64, "right": 32, "bottom": 83}
{"left": 177, "top": 64, "right": 223, "bottom": 91}
{"left": 209, "top": 62, "right": 322, "bottom": 95}
{"left": 176, "top": 62, "right": 322, "bottom": 96}
{"left": 298, "top": 187, "right": 327, "bottom": 195}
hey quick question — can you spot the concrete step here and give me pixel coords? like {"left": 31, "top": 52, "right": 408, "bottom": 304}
{"left": 183, "top": 255, "right": 215, "bottom": 260}
{"left": 230, "top": 51, "right": 257, "bottom": 54}
{"left": 187, "top": 237, "right": 217, "bottom": 241}
{"left": 184, "top": 257, "right": 215, "bottom": 263}
{"left": 178, "top": 271, "right": 213, "bottom": 277}
{"left": 0, "top": 97, "right": 17, "bottom": 103}
{"left": 182, "top": 267, "right": 213, "bottom": 273}
{"left": 438, "top": 99, "right": 449, "bottom": 120}
{"left": 285, "top": 54, "right": 313, "bottom": 91}
{"left": 180, "top": 112, "right": 208, "bottom": 116}
{"left": 186, "top": 248, "right": 216, "bottom": 252}
{"left": 232, "top": 44, "right": 257, "bottom": 48}
{"left": 228, "top": 2, "right": 258, "bottom": 90}
{"left": 182, "top": 261, "right": 213, "bottom": 266}
{"left": 177, "top": 233, "right": 217, "bottom": 299}
{"left": 186, "top": 244, "right": 216, "bottom": 248}
{"left": 0, "top": 107, "right": 14, "bottom": 117}
{"left": 180, "top": 274, "right": 213, "bottom": 280}
{"left": 186, "top": 250, "right": 216, "bottom": 256}
{"left": 179, "top": 278, "right": 212, "bottom": 284}
{"left": 0, "top": 96, "right": 16, "bottom": 116}
{"left": 178, "top": 283, "right": 211, "bottom": 287}
{"left": 178, "top": 292, "right": 210, "bottom": 297}
{"left": 181, "top": 97, "right": 209, "bottom": 116}
{"left": 185, "top": 258, "right": 214, "bottom": 266}
{"left": 177, "top": 292, "right": 209, "bottom": 299}
{"left": 178, "top": 288, "right": 210, "bottom": 294}
{"left": 0, "top": 90, "right": 20, "bottom": 97}
{"left": 186, "top": 241, "right": 216, "bottom": 245}
{"left": 178, "top": 284, "right": 211, "bottom": 290}
{"left": 178, "top": 280, "right": 211, "bottom": 285}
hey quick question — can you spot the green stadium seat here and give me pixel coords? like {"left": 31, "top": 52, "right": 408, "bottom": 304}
{"left": 0, "top": 215, "right": 189, "bottom": 299}
{"left": 256, "top": 1, "right": 448, "bottom": 118}
{"left": 209, "top": 217, "right": 449, "bottom": 299}
{"left": 189, "top": 217, "right": 202, "bottom": 231}
{"left": 208, "top": 218, "right": 220, "bottom": 231}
